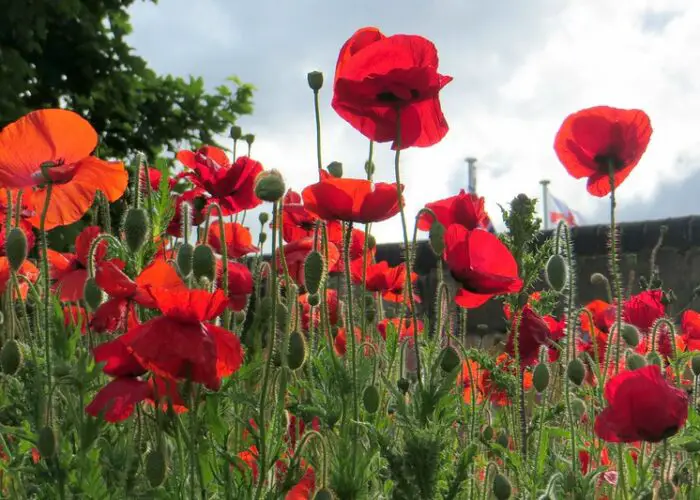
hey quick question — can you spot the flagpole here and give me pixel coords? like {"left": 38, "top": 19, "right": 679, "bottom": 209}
{"left": 465, "top": 157, "right": 477, "bottom": 194}
{"left": 540, "top": 179, "right": 550, "bottom": 230}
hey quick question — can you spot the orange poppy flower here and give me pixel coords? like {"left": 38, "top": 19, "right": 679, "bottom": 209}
{"left": 0, "top": 109, "right": 128, "bottom": 229}
{"left": 0, "top": 257, "right": 39, "bottom": 299}
{"left": 208, "top": 220, "right": 259, "bottom": 259}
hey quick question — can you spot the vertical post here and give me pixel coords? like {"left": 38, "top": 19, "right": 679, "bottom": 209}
{"left": 540, "top": 179, "right": 550, "bottom": 230}
{"left": 465, "top": 157, "right": 477, "bottom": 194}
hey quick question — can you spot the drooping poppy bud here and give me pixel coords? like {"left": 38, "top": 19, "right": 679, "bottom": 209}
{"left": 545, "top": 254, "right": 567, "bottom": 292}
{"left": 621, "top": 323, "right": 640, "bottom": 348}
{"left": 37, "top": 426, "right": 57, "bottom": 458}
{"left": 493, "top": 473, "right": 512, "bottom": 500}
{"left": 0, "top": 339, "right": 22, "bottom": 375}
{"left": 363, "top": 385, "right": 380, "bottom": 414}
{"left": 192, "top": 244, "right": 215, "bottom": 281}
{"left": 428, "top": 221, "right": 445, "bottom": 256}
{"left": 5, "top": 227, "right": 27, "bottom": 271}
{"left": 327, "top": 161, "right": 343, "bottom": 178}
{"left": 313, "top": 488, "right": 336, "bottom": 500}
{"left": 571, "top": 397, "right": 587, "bottom": 420}
{"left": 533, "top": 363, "right": 550, "bottom": 393}
{"left": 626, "top": 352, "right": 647, "bottom": 371}
{"left": 254, "top": 170, "right": 286, "bottom": 202}
{"left": 145, "top": 448, "right": 168, "bottom": 487}
{"left": 647, "top": 351, "right": 662, "bottom": 367}
{"left": 397, "top": 378, "right": 410, "bottom": 394}
{"left": 691, "top": 356, "right": 700, "bottom": 377}
{"left": 83, "top": 277, "right": 103, "bottom": 311}
{"left": 567, "top": 358, "right": 585, "bottom": 386}
{"left": 481, "top": 425, "right": 494, "bottom": 442}
{"left": 177, "top": 243, "right": 194, "bottom": 277}
{"left": 439, "top": 345, "right": 460, "bottom": 373}
{"left": 307, "top": 71, "right": 324, "bottom": 91}
{"left": 287, "top": 331, "right": 307, "bottom": 371}
{"left": 307, "top": 293, "right": 320, "bottom": 307}
{"left": 122, "top": 207, "right": 150, "bottom": 254}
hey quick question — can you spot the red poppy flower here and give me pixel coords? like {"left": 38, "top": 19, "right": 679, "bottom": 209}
{"left": 119, "top": 288, "right": 243, "bottom": 390}
{"left": 594, "top": 365, "right": 688, "bottom": 443}
{"left": 623, "top": 289, "right": 665, "bottom": 333}
{"left": 582, "top": 300, "right": 615, "bottom": 335}
{"left": 208, "top": 221, "right": 259, "bottom": 258}
{"left": 167, "top": 190, "right": 207, "bottom": 237}
{"left": 377, "top": 318, "right": 423, "bottom": 345}
{"left": 554, "top": 106, "right": 652, "bottom": 197}
{"left": 280, "top": 189, "right": 343, "bottom": 244}
{"left": 681, "top": 310, "right": 700, "bottom": 351}
{"left": 63, "top": 305, "right": 89, "bottom": 333}
{"left": 142, "top": 167, "right": 176, "bottom": 193}
{"left": 543, "top": 315, "right": 566, "bottom": 362}
{"left": 0, "top": 192, "right": 35, "bottom": 256}
{"left": 579, "top": 444, "right": 611, "bottom": 475}
{"left": 302, "top": 178, "right": 402, "bottom": 223}
{"left": 444, "top": 225, "right": 522, "bottom": 308}
{"left": 0, "top": 257, "right": 38, "bottom": 299}
{"left": 417, "top": 190, "right": 489, "bottom": 231}
{"left": 286, "top": 413, "right": 321, "bottom": 451}
{"left": 91, "top": 259, "right": 185, "bottom": 333}
{"left": 299, "top": 289, "right": 340, "bottom": 331}
{"left": 46, "top": 226, "right": 123, "bottom": 302}
{"left": 351, "top": 260, "right": 418, "bottom": 304}
{"left": 277, "top": 238, "right": 340, "bottom": 287}
{"left": 505, "top": 306, "right": 552, "bottom": 367}
{"left": 236, "top": 445, "right": 316, "bottom": 500}
{"left": 332, "top": 27, "right": 452, "bottom": 149}
{"left": 0, "top": 109, "right": 128, "bottom": 230}
{"left": 93, "top": 336, "right": 146, "bottom": 378}
{"left": 460, "top": 354, "right": 533, "bottom": 406}
{"left": 177, "top": 146, "right": 262, "bottom": 215}
{"left": 215, "top": 258, "right": 254, "bottom": 311}
{"left": 334, "top": 327, "right": 363, "bottom": 356}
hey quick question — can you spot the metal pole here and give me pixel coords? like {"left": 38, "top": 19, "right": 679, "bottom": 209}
{"left": 465, "top": 157, "right": 477, "bottom": 194}
{"left": 540, "top": 179, "right": 550, "bottom": 230}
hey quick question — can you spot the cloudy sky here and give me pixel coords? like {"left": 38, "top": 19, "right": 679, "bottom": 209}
{"left": 128, "top": 0, "right": 700, "bottom": 244}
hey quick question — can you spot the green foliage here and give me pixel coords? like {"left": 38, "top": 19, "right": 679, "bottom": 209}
{"left": 0, "top": 0, "right": 254, "bottom": 160}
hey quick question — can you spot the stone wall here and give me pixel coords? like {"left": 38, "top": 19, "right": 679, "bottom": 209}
{"left": 374, "top": 216, "right": 700, "bottom": 337}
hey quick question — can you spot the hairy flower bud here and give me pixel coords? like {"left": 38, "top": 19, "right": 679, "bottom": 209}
{"left": 5, "top": 227, "right": 27, "bottom": 271}
{"left": 0, "top": 339, "right": 22, "bottom": 375}
{"left": 566, "top": 358, "right": 585, "bottom": 386}
{"left": 362, "top": 385, "right": 380, "bottom": 414}
{"left": 307, "top": 293, "right": 320, "bottom": 307}
{"left": 177, "top": 243, "right": 194, "bottom": 277}
{"left": 691, "top": 356, "right": 700, "bottom": 377}
{"left": 145, "top": 448, "right": 168, "bottom": 487}
{"left": 481, "top": 425, "right": 494, "bottom": 441}
{"left": 364, "top": 160, "right": 375, "bottom": 177}
{"left": 429, "top": 221, "right": 445, "bottom": 256}
{"left": 83, "top": 277, "right": 103, "bottom": 312}
{"left": 327, "top": 161, "right": 343, "bottom": 178}
{"left": 307, "top": 71, "right": 324, "bottom": 91}
{"left": 590, "top": 272, "right": 608, "bottom": 286}
{"left": 254, "top": 170, "right": 286, "bottom": 202}
{"left": 37, "top": 426, "right": 57, "bottom": 458}
{"left": 647, "top": 351, "right": 662, "bottom": 367}
{"left": 493, "top": 473, "right": 512, "bottom": 500}
{"left": 532, "top": 363, "right": 550, "bottom": 393}
{"left": 304, "top": 251, "right": 325, "bottom": 295}
{"left": 192, "top": 244, "right": 215, "bottom": 281}
{"left": 439, "top": 345, "right": 460, "bottom": 373}
{"left": 545, "top": 254, "right": 567, "bottom": 292}
{"left": 571, "top": 397, "right": 587, "bottom": 420}
{"left": 626, "top": 352, "right": 647, "bottom": 371}
{"left": 287, "top": 331, "right": 307, "bottom": 371}
{"left": 621, "top": 323, "right": 640, "bottom": 348}
{"left": 313, "top": 488, "right": 335, "bottom": 500}
{"left": 122, "top": 207, "right": 150, "bottom": 254}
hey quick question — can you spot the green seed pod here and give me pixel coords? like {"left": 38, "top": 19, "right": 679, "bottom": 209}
{"left": 362, "top": 385, "right": 380, "bottom": 414}
{"left": 571, "top": 397, "right": 587, "bottom": 420}
{"left": 37, "top": 426, "right": 57, "bottom": 458}
{"left": 145, "top": 448, "right": 168, "bottom": 488}
{"left": 307, "top": 293, "right": 320, "bottom": 307}
{"left": 230, "top": 125, "right": 242, "bottom": 140}
{"left": 83, "top": 277, "right": 103, "bottom": 311}
{"left": 532, "top": 363, "right": 550, "bottom": 393}
{"left": 621, "top": 323, "right": 640, "bottom": 348}
{"left": 258, "top": 212, "right": 270, "bottom": 225}
{"left": 0, "top": 339, "right": 22, "bottom": 375}
{"left": 313, "top": 488, "right": 335, "bottom": 500}
{"left": 481, "top": 425, "right": 494, "bottom": 442}
{"left": 439, "top": 346, "right": 460, "bottom": 373}
{"left": 590, "top": 272, "right": 608, "bottom": 286}
{"left": 626, "top": 352, "right": 647, "bottom": 371}
{"left": 327, "top": 161, "right": 343, "bottom": 178}
{"left": 123, "top": 207, "right": 150, "bottom": 254}
{"left": 287, "top": 331, "right": 307, "bottom": 370}
{"left": 5, "top": 227, "right": 27, "bottom": 271}
{"left": 254, "top": 170, "right": 286, "bottom": 202}
{"left": 545, "top": 254, "right": 567, "bottom": 292}
{"left": 429, "top": 221, "right": 445, "bottom": 256}
{"left": 397, "top": 378, "right": 410, "bottom": 394}
{"left": 566, "top": 358, "right": 585, "bottom": 386}
{"left": 192, "top": 244, "right": 215, "bottom": 281}
{"left": 647, "top": 351, "right": 662, "bottom": 367}
{"left": 176, "top": 243, "right": 194, "bottom": 277}
{"left": 493, "top": 473, "right": 512, "bottom": 500}
{"left": 304, "top": 251, "right": 325, "bottom": 294}
{"left": 307, "top": 71, "right": 324, "bottom": 91}
{"left": 276, "top": 302, "right": 289, "bottom": 332}
{"left": 691, "top": 356, "right": 700, "bottom": 377}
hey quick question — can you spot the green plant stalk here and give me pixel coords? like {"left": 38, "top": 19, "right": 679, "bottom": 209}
{"left": 254, "top": 201, "right": 280, "bottom": 500}
{"left": 393, "top": 110, "right": 423, "bottom": 389}
{"left": 40, "top": 183, "right": 53, "bottom": 423}
{"left": 563, "top": 227, "right": 578, "bottom": 476}
{"left": 608, "top": 167, "right": 623, "bottom": 375}
{"left": 343, "top": 221, "right": 360, "bottom": 476}
{"left": 202, "top": 202, "right": 231, "bottom": 327}
{"left": 313, "top": 89, "right": 322, "bottom": 176}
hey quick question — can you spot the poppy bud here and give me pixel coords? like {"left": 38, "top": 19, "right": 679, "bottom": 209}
{"left": 304, "top": 251, "right": 326, "bottom": 295}
{"left": 646, "top": 351, "right": 662, "bottom": 367}
{"left": 259, "top": 232, "right": 267, "bottom": 244}
{"left": 259, "top": 212, "right": 270, "bottom": 225}
{"left": 682, "top": 441, "right": 700, "bottom": 452}
{"left": 276, "top": 302, "right": 289, "bottom": 332}
{"left": 286, "top": 331, "right": 307, "bottom": 370}
{"left": 428, "top": 221, "right": 445, "bottom": 256}
{"left": 364, "top": 160, "right": 375, "bottom": 177}
{"left": 691, "top": 356, "right": 700, "bottom": 377}
{"left": 124, "top": 208, "right": 151, "bottom": 254}
{"left": 307, "top": 71, "right": 324, "bottom": 91}
{"left": 254, "top": 170, "right": 286, "bottom": 202}
{"left": 230, "top": 125, "right": 242, "bottom": 140}
{"left": 545, "top": 254, "right": 567, "bottom": 292}
{"left": 5, "top": 227, "right": 27, "bottom": 271}
{"left": 397, "top": 377, "right": 410, "bottom": 394}
{"left": 313, "top": 488, "right": 335, "bottom": 500}
{"left": 439, "top": 345, "right": 460, "bottom": 373}
{"left": 566, "top": 358, "right": 585, "bottom": 386}
{"left": 192, "top": 244, "right": 216, "bottom": 281}
{"left": 307, "top": 293, "right": 320, "bottom": 307}
{"left": 362, "top": 385, "right": 380, "bottom": 414}
{"left": 493, "top": 473, "right": 512, "bottom": 500}
{"left": 176, "top": 243, "right": 194, "bottom": 277}
{"left": 481, "top": 425, "right": 494, "bottom": 441}
{"left": 626, "top": 352, "right": 647, "bottom": 371}
{"left": 621, "top": 323, "right": 640, "bottom": 347}
{"left": 0, "top": 339, "right": 22, "bottom": 375}
{"left": 659, "top": 482, "right": 676, "bottom": 499}
{"left": 532, "top": 363, "right": 550, "bottom": 393}
{"left": 366, "top": 234, "right": 376, "bottom": 249}
{"left": 590, "top": 272, "right": 608, "bottom": 286}
{"left": 83, "top": 277, "right": 103, "bottom": 312}
{"left": 639, "top": 275, "right": 650, "bottom": 290}
{"left": 650, "top": 276, "right": 663, "bottom": 289}
{"left": 327, "top": 161, "right": 343, "bottom": 178}
{"left": 145, "top": 448, "right": 168, "bottom": 487}
{"left": 496, "top": 431, "right": 509, "bottom": 449}
{"left": 244, "top": 134, "right": 255, "bottom": 146}
{"left": 37, "top": 426, "right": 57, "bottom": 458}
{"left": 571, "top": 397, "right": 587, "bottom": 420}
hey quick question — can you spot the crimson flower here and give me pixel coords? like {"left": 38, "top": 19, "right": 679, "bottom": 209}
{"left": 334, "top": 327, "right": 363, "bottom": 356}
{"left": 377, "top": 318, "right": 423, "bottom": 345}
{"left": 0, "top": 192, "right": 35, "bottom": 256}
{"left": 681, "top": 310, "right": 700, "bottom": 351}
{"left": 505, "top": 306, "right": 553, "bottom": 366}
{"left": 332, "top": 27, "right": 452, "bottom": 149}
{"left": 167, "top": 190, "right": 207, "bottom": 237}
{"left": 280, "top": 189, "right": 342, "bottom": 244}
{"left": 177, "top": 146, "right": 262, "bottom": 215}
{"left": 215, "top": 258, "right": 254, "bottom": 311}
{"left": 208, "top": 221, "right": 259, "bottom": 258}
{"left": 554, "top": 106, "right": 652, "bottom": 197}
{"left": 444, "top": 225, "right": 522, "bottom": 308}
{"left": 417, "top": 190, "right": 489, "bottom": 231}
{"left": 299, "top": 290, "right": 339, "bottom": 331}
{"left": 119, "top": 288, "right": 243, "bottom": 390}
{"left": 594, "top": 365, "right": 688, "bottom": 443}
{"left": 350, "top": 260, "right": 419, "bottom": 304}
{"left": 0, "top": 257, "right": 38, "bottom": 299}
{"left": 302, "top": 178, "right": 402, "bottom": 223}
{"left": 623, "top": 289, "right": 665, "bottom": 333}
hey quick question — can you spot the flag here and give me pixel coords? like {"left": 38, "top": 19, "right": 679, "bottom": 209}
{"left": 547, "top": 192, "right": 583, "bottom": 227}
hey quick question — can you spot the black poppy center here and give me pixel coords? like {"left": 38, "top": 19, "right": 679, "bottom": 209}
{"left": 376, "top": 89, "right": 420, "bottom": 103}
{"left": 594, "top": 153, "right": 624, "bottom": 172}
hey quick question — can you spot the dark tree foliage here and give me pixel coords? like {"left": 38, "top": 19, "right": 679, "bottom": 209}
{"left": 0, "top": 0, "right": 254, "bottom": 160}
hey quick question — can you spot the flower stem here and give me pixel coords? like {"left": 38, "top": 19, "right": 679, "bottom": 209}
{"left": 40, "top": 184, "right": 54, "bottom": 423}
{"left": 608, "top": 165, "right": 623, "bottom": 375}
{"left": 313, "top": 89, "right": 323, "bottom": 178}
{"left": 343, "top": 221, "right": 359, "bottom": 420}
